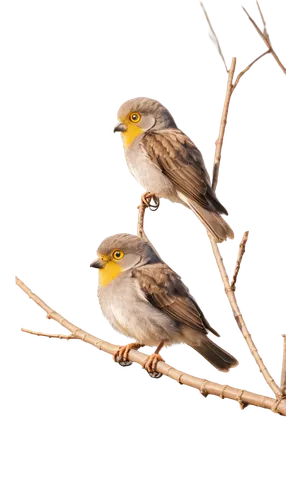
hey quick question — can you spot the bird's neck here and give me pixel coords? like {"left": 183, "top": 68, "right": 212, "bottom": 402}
{"left": 121, "top": 124, "right": 144, "bottom": 149}
{"left": 99, "top": 262, "right": 122, "bottom": 287}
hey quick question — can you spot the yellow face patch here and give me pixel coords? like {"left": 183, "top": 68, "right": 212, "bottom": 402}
{"left": 121, "top": 122, "right": 143, "bottom": 148}
{"left": 99, "top": 261, "right": 122, "bottom": 287}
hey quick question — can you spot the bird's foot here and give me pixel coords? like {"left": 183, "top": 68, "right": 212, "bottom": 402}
{"left": 143, "top": 353, "right": 164, "bottom": 379}
{"left": 113, "top": 343, "right": 143, "bottom": 367}
{"left": 140, "top": 192, "right": 160, "bottom": 212}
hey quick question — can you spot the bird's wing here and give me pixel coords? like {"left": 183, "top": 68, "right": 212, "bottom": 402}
{"left": 141, "top": 129, "right": 227, "bottom": 215}
{"left": 132, "top": 263, "right": 219, "bottom": 336}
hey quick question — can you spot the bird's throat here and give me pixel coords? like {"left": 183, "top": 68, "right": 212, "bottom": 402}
{"left": 99, "top": 261, "right": 122, "bottom": 287}
{"left": 121, "top": 123, "right": 144, "bottom": 148}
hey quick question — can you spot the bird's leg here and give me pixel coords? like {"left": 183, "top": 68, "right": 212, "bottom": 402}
{"left": 111, "top": 341, "right": 143, "bottom": 364}
{"left": 143, "top": 342, "right": 165, "bottom": 378}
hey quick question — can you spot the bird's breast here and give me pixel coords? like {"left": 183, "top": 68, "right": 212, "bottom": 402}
{"left": 124, "top": 138, "right": 175, "bottom": 198}
{"left": 98, "top": 277, "right": 145, "bottom": 340}
{"left": 97, "top": 275, "right": 179, "bottom": 346}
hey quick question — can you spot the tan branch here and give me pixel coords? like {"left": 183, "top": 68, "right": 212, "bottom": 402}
{"left": 207, "top": 12, "right": 282, "bottom": 399}
{"left": 281, "top": 335, "right": 286, "bottom": 395}
{"left": 212, "top": 57, "right": 236, "bottom": 190}
{"left": 16, "top": 277, "right": 286, "bottom": 416}
{"left": 231, "top": 231, "right": 249, "bottom": 291}
{"left": 243, "top": 3, "right": 286, "bottom": 75}
{"left": 189, "top": 9, "right": 282, "bottom": 396}
{"left": 200, "top": 2, "right": 228, "bottom": 72}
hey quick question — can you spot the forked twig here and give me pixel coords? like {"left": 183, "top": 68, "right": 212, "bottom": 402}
{"left": 243, "top": 2, "right": 286, "bottom": 75}
{"left": 16, "top": 277, "right": 286, "bottom": 416}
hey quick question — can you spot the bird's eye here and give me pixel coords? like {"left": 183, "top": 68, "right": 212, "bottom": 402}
{"left": 129, "top": 112, "right": 141, "bottom": 123}
{"left": 112, "top": 249, "right": 125, "bottom": 260}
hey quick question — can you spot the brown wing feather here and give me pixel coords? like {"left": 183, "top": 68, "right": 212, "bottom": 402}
{"left": 133, "top": 263, "right": 219, "bottom": 336}
{"left": 142, "top": 129, "right": 228, "bottom": 215}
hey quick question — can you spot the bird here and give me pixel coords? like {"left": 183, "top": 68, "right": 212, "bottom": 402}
{"left": 114, "top": 97, "right": 234, "bottom": 243}
{"left": 90, "top": 233, "right": 238, "bottom": 377}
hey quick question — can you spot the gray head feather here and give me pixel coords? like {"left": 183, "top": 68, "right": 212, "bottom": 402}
{"left": 98, "top": 233, "right": 161, "bottom": 266}
{"left": 117, "top": 97, "right": 177, "bottom": 131}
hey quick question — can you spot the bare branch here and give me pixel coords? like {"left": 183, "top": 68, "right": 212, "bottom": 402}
{"left": 240, "top": 3, "right": 286, "bottom": 77}
{"left": 281, "top": 335, "right": 286, "bottom": 395}
{"left": 193, "top": 45, "right": 282, "bottom": 396}
{"left": 15, "top": 277, "right": 286, "bottom": 416}
{"left": 200, "top": 3, "right": 228, "bottom": 72}
{"left": 212, "top": 57, "right": 236, "bottom": 190}
{"left": 206, "top": 12, "right": 283, "bottom": 398}
{"left": 231, "top": 231, "right": 249, "bottom": 291}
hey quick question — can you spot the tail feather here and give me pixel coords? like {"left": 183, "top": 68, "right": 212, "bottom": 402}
{"left": 187, "top": 335, "right": 239, "bottom": 372}
{"left": 177, "top": 193, "right": 234, "bottom": 242}
{"left": 190, "top": 201, "right": 234, "bottom": 243}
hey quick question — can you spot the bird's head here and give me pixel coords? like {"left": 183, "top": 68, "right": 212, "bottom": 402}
{"left": 114, "top": 97, "right": 176, "bottom": 148}
{"left": 90, "top": 233, "right": 161, "bottom": 287}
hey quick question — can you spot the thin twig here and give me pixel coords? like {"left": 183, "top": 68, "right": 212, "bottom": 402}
{"left": 15, "top": 277, "right": 286, "bottom": 416}
{"left": 19, "top": 328, "right": 74, "bottom": 342}
{"left": 232, "top": 50, "right": 270, "bottom": 90}
{"left": 240, "top": 3, "right": 286, "bottom": 77}
{"left": 256, "top": 0, "right": 270, "bottom": 43}
{"left": 231, "top": 231, "right": 249, "bottom": 291}
{"left": 212, "top": 58, "right": 236, "bottom": 190}
{"left": 281, "top": 335, "right": 286, "bottom": 395}
{"left": 240, "top": 3, "right": 270, "bottom": 46}
{"left": 200, "top": 3, "right": 228, "bottom": 72}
